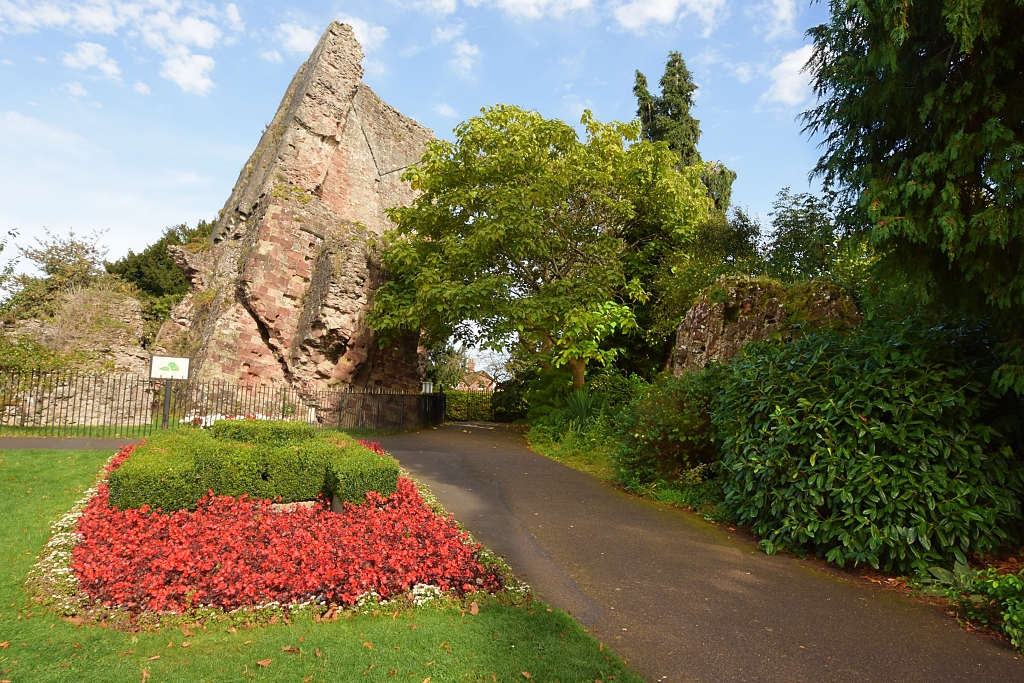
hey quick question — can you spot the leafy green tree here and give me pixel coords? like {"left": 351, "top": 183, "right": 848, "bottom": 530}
{"left": 370, "top": 105, "right": 711, "bottom": 389}
{"left": 106, "top": 220, "right": 213, "bottom": 298}
{"left": 803, "top": 0, "right": 1024, "bottom": 390}
{"left": 634, "top": 51, "right": 701, "bottom": 168}
{"left": 635, "top": 52, "right": 737, "bottom": 211}
{"left": 425, "top": 343, "right": 469, "bottom": 391}
{"left": 650, "top": 208, "right": 763, "bottom": 338}
{"left": 106, "top": 220, "right": 213, "bottom": 344}
{"left": 0, "top": 229, "right": 110, "bottom": 319}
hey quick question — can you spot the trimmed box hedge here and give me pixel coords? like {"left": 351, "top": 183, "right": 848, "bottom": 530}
{"left": 108, "top": 421, "right": 399, "bottom": 512}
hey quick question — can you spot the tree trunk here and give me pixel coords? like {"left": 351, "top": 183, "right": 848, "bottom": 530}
{"left": 567, "top": 357, "right": 586, "bottom": 390}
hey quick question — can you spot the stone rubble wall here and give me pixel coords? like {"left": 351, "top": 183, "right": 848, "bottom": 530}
{"left": 672, "top": 277, "right": 861, "bottom": 374}
{"left": 156, "top": 22, "right": 432, "bottom": 394}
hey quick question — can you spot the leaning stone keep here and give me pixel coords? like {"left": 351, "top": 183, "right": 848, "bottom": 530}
{"left": 157, "top": 22, "right": 431, "bottom": 392}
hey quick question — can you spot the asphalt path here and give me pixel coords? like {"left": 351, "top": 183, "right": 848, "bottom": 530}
{"left": 378, "top": 424, "right": 1024, "bottom": 683}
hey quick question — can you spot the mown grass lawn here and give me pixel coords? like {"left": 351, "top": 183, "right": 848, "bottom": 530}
{"left": 1, "top": 448, "right": 641, "bottom": 683}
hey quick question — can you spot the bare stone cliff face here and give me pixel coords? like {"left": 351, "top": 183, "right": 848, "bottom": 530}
{"left": 672, "top": 278, "right": 861, "bottom": 374}
{"left": 157, "top": 22, "right": 431, "bottom": 392}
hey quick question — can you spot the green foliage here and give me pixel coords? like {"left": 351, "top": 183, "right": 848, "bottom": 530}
{"left": 108, "top": 423, "right": 399, "bottom": 511}
{"left": 917, "top": 563, "right": 1024, "bottom": 652}
{"left": 370, "top": 104, "right": 710, "bottom": 389}
{"left": 651, "top": 208, "right": 764, "bottom": 337}
{"left": 634, "top": 52, "right": 736, "bottom": 211}
{"left": 105, "top": 221, "right": 212, "bottom": 299}
{"left": 0, "top": 333, "right": 79, "bottom": 373}
{"left": 208, "top": 418, "right": 318, "bottom": 445}
{"left": 611, "top": 367, "right": 722, "bottom": 490}
{"left": 425, "top": 343, "right": 469, "bottom": 391}
{"left": 715, "top": 319, "right": 1024, "bottom": 573}
{"left": 634, "top": 51, "right": 701, "bottom": 168}
{"left": 564, "top": 388, "right": 597, "bottom": 426}
{"left": 106, "top": 220, "right": 214, "bottom": 346}
{"left": 445, "top": 390, "right": 494, "bottom": 422}
{"left": 804, "top": 0, "right": 1024, "bottom": 380}
{"left": 326, "top": 445, "right": 400, "bottom": 504}
{"left": 1, "top": 229, "right": 109, "bottom": 319}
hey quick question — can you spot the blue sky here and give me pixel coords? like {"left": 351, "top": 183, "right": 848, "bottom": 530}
{"left": 0, "top": 0, "right": 829, "bottom": 270}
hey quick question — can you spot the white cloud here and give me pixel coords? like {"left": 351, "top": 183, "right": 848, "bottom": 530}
{"left": 760, "top": 45, "right": 813, "bottom": 108}
{"left": 731, "top": 63, "right": 753, "bottom": 83}
{"left": 610, "top": 0, "right": 727, "bottom": 35}
{"left": 60, "top": 81, "right": 88, "bottom": 98}
{"left": 399, "top": 0, "right": 458, "bottom": 14}
{"left": 277, "top": 22, "right": 319, "bottom": 54}
{"left": 400, "top": 44, "right": 424, "bottom": 58}
{"left": 336, "top": 13, "right": 389, "bottom": 52}
{"left": 749, "top": 0, "right": 796, "bottom": 41}
{"left": 260, "top": 49, "right": 282, "bottom": 63}
{"left": 160, "top": 53, "right": 215, "bottom": 96}
{"left": 0, "top": 1, "right": 247, "bottom": 95}
{"left": 449, "top": 40, "right": 478, "bottom": 78}
{"left": 434, "top": 102, "right": 457, "bottom": 117}
{"left": 363, "top": 58, "right": 388, "bottom": 77}
{"left": 466, "top": 0, "right": 593, "bottom": 20}
{"left": 562, "top": 93, "right": 593, "bottom": 120}
{"left": 1, "top": 59, "right": 12, "bottom": 65}
{"left": 62, "top": 41, "right": 120, "bottom": 80}
{"left": 133, "top": 80, "right": 150, "bottom": 94}
{"left": 224, "top": 3, "right": 244, "bottom": 33}
{"left": 432, "top": 23, "right": 464, "bottom": 43}
{"left": 33, "top": 56, "right": 48, "bottom": 63}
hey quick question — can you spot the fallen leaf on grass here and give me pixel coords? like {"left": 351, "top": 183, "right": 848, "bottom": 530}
{"left": 166, "top": 641, "right": 173, "bottom": 648}
{"left": 257, "top": 659, "right": 272, "bottom": 668}
{"left": 491, "top": 676, "right": 497, "bottom": 683}
{"left": 363, "top": 642, "right": 372, "bottom": 650}
{"left": 522, "top": 673, "right": 532, "bottom": 679}
{"left": 181, "top": 628, "right": 194, "bottom": 637}
{"left": 244, "top": 641, "right": 252, "bottom": 645}
{"left": 227, "top": 627, "right": 237, "bottom": 634}
{"left": 282, "top": 646, "right": 300, "bottom": 654}
{"left": 304, "top": 676, "right": 314, "bottom": 683}
{"left": 120, "top": 650, "right": 134, "bottom": 656}
{"left": 409, "top": 624, "right": 417, "bottom": 630}
{"left": 315, "top": 648, "right": 323, "bottom": 658}
{"left": 181, "top": 642, "right": 191, "bottom": 648}
{"left": 470, "top": 602, "right": 479, "bottom": 616}
{"left": 0, "top": 642, "right": 8, "bottom": 648}
{"left": 363, "top": 664, "right": 375, "bottom": 674}
{"left": 422, "top": 678, "right": 431, "bottom": 683}
{"left": 147, "top": 655, "right": 160, "bottom": 661}
{"left": 141, "top": 671, "right": 149, "bottom": 683}
{"left": 425, "top": 660, "right": 435, "bottom": 666}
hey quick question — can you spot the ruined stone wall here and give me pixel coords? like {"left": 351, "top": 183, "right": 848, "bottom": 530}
{"left": 672, "top": 277, "right": 861, "bottom": 374}
{"left": 157, "top": 22, "right": 431, "bottom": 393}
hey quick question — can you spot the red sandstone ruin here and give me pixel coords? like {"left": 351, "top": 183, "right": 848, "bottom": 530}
{"left": 158, "top": 22, "right": 430, "bottom": 392}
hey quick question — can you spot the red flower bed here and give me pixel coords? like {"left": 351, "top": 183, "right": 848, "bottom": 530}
{"left": 71, "top": 444, "right": 500, "bottom": 613}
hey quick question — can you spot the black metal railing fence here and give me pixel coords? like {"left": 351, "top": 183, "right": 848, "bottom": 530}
{"left": 0, "top": 370, "right": 444, "bottom": 438}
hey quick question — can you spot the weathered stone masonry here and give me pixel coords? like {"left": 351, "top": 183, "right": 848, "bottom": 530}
{"left": 157, "top": 22, "right": 430, "bottom": 392}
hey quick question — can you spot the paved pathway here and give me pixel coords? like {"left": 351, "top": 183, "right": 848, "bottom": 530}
{"left": 378, "top": 424, "right": 1024, "bottom": 683}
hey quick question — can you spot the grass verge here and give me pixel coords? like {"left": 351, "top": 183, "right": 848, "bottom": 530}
{"left": 0, "top": 447, "right": 641, "bottom": 682}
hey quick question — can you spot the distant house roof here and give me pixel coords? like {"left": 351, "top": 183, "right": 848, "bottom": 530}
{"left": 456, "top": 359, "right": 495, "bottom": 392}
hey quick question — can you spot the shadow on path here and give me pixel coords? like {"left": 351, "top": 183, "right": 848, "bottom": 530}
{"left": 378, "top": 425, "right": 1023, "bottom": 683}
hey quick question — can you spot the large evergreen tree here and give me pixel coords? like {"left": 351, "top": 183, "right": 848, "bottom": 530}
{"left": 635, "top": 52, "right": 736, "bottom": 211}
{"left": 803, "top": 0, "right": 1024, "bottom": 392}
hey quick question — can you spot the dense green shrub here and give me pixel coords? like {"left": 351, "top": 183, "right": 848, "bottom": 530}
{"left": 612, "top": 367, "right": 722, "bottom": 490}
{"left": 715, "top": 320, "right": 1024, "bottom": 573}
{"left": 208, "top": 419, "right": 317, "bottom": 445}
{"left": 445, "top": 390, "right": 493, "bottom": 421}
{"left": 327, "top": 446, "right": 400, "bottom": 504}
{"left": 108, "top": 423, "right": 399, "bottom": 511}
{"left": 918, "top": 563, "right": 1024, "bottom": 652}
